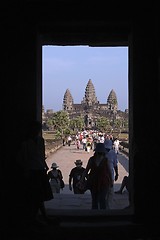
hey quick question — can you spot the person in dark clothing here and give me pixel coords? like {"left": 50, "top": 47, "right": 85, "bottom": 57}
{"left": 115, "top": 175, "right": 130, "bottom": 194}
{"left": 48, "top": 162, "right": 64, "bottom": 193}
{"left": 115, "top": 175, "right": 131, "bottom": 209}
{"left": 79, "top": 143, "right": 112, "bottom": 210}
{"left": 69, "top": 159, "right": 86, "bottom": 194}
{"left": 16, "top": 120, "right": 54, "bottom": 226}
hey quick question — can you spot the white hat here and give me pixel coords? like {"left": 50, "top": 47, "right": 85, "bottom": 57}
{"left": 74, "top": 159, "right": 83, "bottom": 165}
{"left": 51, "top": 162, "right": 59, "bottom": 168}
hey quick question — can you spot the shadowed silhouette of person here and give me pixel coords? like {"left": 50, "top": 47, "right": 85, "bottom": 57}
{"left": 16, "top": 120, "right": 54, "bottom": 226}
{"left": 48, "top": 162, "right": 64, "bottom": 193}
{"left": 115, "top": 175, "right": 130, "bottom": 194}
{"left": 69, "top": 159, "right": 86, "bottom": 194}
{"left": 115, "top": 175, "right": 131, "bottom": 208}
{"left": 79, "top": 143, "right": 112, "bottom": 209}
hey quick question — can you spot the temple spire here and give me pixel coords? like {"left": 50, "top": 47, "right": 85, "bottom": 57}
{"left": 81, "top": 79, "right": 99, "bottom": 106}
{"left": 63, "top": 89, "right": 74, "bottom": 110}
{"left": 107, "top": 89, "right": 118, "bottom": 111}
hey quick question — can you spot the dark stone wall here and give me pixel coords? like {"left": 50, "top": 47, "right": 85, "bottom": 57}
{"left": 1, "top": 1, "right": 160, "bottom": 238}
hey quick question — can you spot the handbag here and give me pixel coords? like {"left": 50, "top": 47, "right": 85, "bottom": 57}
{"left": 76, "top": 178, "right": 89, "bottom": 192}
{"left": 60, "top": 179, "right": 65, "bottom": 189}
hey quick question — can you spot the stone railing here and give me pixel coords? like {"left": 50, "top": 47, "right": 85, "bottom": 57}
{"left": 119, "top": 141, "right": 129, "bottom": 156}
{"left": 45, "top": 139, "right": 63, "bottom": 157}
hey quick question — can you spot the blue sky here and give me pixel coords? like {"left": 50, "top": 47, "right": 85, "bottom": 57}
{"left": 42, "top": 46, "right": 128, "bottom": 112}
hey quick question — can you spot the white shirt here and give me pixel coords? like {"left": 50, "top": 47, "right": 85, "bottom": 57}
{"left": 114, "top": 139, "right": 120, "bottom": 148}
{"left": 106, "top": 149, "right": 118, "bottom": 181}
{"left": 82, "top": 138, "right": 87, "bottom": 143}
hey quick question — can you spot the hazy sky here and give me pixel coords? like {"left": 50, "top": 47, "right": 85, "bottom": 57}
{"left": 42, "top": 46, "right": 128, "bottom": 112}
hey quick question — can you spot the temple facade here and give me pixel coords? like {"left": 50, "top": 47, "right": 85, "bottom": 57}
{"left": 63, "top": 79, "right": 127, "bottom": 129}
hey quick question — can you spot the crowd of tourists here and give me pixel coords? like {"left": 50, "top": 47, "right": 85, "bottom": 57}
{"left": 63, "top": 130, "right": 121, "bottom": 154}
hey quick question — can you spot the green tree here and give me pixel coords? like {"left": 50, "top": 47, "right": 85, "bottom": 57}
{"left": 69, "top": 116, "right": 84, "bottom": 132}
{"left": 96, "top": 116, "right": 111, "bottom": 132}
{"left": 50, "top": 110, "right": 70, "bottom": 138}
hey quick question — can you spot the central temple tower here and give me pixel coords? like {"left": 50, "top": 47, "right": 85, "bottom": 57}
{"left": 81, "top": 79, "right": 99, "bottom": 107}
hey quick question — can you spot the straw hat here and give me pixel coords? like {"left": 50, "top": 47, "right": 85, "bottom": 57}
{"left": 51, "top": 162, "right": 59, "bottom": 168}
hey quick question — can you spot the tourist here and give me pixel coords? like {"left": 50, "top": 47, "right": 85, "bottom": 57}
{"left": 16, "top": 120, "right": 54, "bottom": 225}
{"left": 105, "top": 142, "right": 119, "bottom": 209}
{"left": 69, "top": 159, "right": 86, "bottom": 194}
{"left": 115, "top": 175, "right": 131, "bottom": 209}
{"left": 82, "top": 136, "right": 87, "bottom": 150}
{"left": 48, "top": 162, "right": 64, "bottom": 193}
{"left": 86, "top": 138, "right": 92, "bottom": 153}
{"left": 113, "top": 137, "right": 120, "bottom": 154}
{"left": 75, "top": 138, "right": 80, "bottom": 150}
{"left": 79, "top": 143, "right": 112, "bottom": 209}
{"left": 67, "top": 135, "right": 72, "bottom": 146}
{"left": 115, "top": 175, "right": 130, "bottom": 194}
{"left": 104, "top": 134, "right": 113, "bottom": 149}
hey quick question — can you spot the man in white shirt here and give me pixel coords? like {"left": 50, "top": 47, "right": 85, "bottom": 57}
{"left": 82, "top": 137, "right": 87, "bottom": 150}
{"left": 67, "top": 135, "right": 72, "bottom": 146}
{"left": 113, "top": 138, "right": 120, "bottom": 154}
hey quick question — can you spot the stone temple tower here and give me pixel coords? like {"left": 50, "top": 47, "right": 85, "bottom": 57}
{"left": 63, "top": 89, "right": 74, "bottom": 110}
{"left": 107, "top": 89, "right": 118, "bottom": 111}
{"left": 61, "top": 78, "right": 127, "bottom": 129}
{"left": 81, "top": 79, "right": 99, "bottom": 107}
{"left": 62, "top": 79, "right": 120, "bottom": 126}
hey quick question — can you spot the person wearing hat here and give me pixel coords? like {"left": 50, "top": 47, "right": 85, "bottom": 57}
{"left": 79, "top": 143, "right": 112, "bottom": 210}
{"left": 69, "top": 159, "right": 86, "bottom": 194}
{"left": 48, "top": 162, "right": 64, "bottom": 193}
{"left": 105, "top": 140, "right": 119, "bottom": 209}
{"left": 104, "top": 135, "right": 113, "bottom": 150}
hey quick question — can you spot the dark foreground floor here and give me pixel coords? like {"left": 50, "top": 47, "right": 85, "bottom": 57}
{"left": 3, "top": 213, "right": 160, "bottom": 240}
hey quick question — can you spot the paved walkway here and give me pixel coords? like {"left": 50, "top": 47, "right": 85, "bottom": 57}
{"left": 45, "top": 143, "right": 130, "bottom": 214}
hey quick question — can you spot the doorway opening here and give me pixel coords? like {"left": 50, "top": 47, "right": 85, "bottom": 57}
{"left": 42, "top": 45, "right": 131, "bottom": 215}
